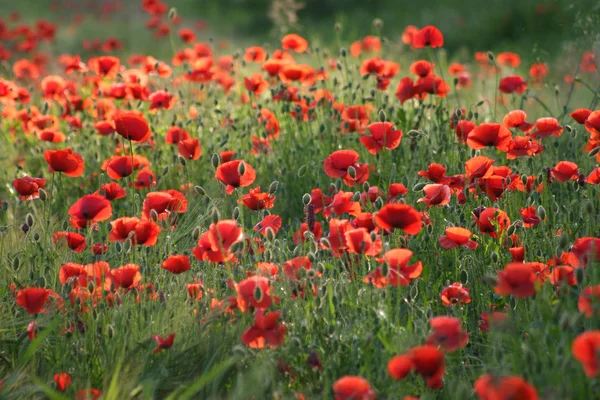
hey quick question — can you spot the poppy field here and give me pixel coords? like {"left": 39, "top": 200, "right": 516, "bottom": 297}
{"left": 2, "top": 0, "right": 600, "bottom": 399}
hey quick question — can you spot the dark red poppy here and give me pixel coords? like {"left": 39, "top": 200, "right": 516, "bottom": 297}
{"left": 479, "top": 311, "right": 509, "bottom": 332}
{"left": 244, "top": 73, "right": 269, "bottom": 95}
{"left": 413, "top": 26, "right": 444, "bottom": 48}
{"left": 110, "top": 264, "right": 142, "bottom": 289}
{"left": 550, "top": 161, "right": 578, "bottom": 182}
{"left": 498, "top": 76, "right": 527, "bottom": 94}
{"left": 439, "top": 227, "right": 477, "bottom": 250}
{"left": 53, "top": 373, "right": 72, "bottom": 392}
{"left": 236, "top": 276, "right": 272, "bottom": 311}
{"left": 16, "top": 287, "right": 61, "bottom": 314}
{"left": 570, "top": 108, "right": 592, "bottom": 124}
{"left": 165, "top": 126, "right": 190, "bottom": 144}
{"left": 161, "top": 255, "right": 190, "bottom": 274}
{"left": 68, "top": 194, "right": 112, "bottom": 229}
{"left": 375, "top": 204, "right": 422, "bottom": 235}
{"left": 114, "top": 111, "right": 151, "bottom": 142}
{"left": 494, "top": 262, "right": 538, "bottom": 298}
{"left": 104, "top": 156, "right": 133, "bottom": 180}
{"left": 281, "top": 33, "right": 308, "bottom": 53}
{"left": 332, "top": 376, "right": 376, "bottom": 400}
{"left": 153, "top": 333, "right": 175, "bottom": 354}
{"left": 359, "top": 122, "right": 402, "bottom": 154}
{"left": 440, "top": 282, "right": 471, "bottom": 306}
{"left": 53, "top": 231, "right": 86, "bottom": 252}
{"left": 425, "top": 316, "right": 469, "bottom": 351}
{"left": 215, "top": 160, "right": 257, "bottom": 194}
{"left": 96, "top": 182, "right": 127, "bottom": 201}
{"left": 242, "top": 310, "right": 286, "bottom": 348}
{"left": 364, "top": 249, "right": 423, "bottom": 287}
{"left": 293, "top": 222, "right": 323, "bottom": 245}
{"left": 473, "top": 207, "right": 510, "bottom": 239}
{"left": 467, "top": 123, "right": 512, "bottom": 152}
{"left": 12, "top": 176, "right": 46, "bottom": 200}
{"left": 109, "top": 217, "right": 160, "bottom": 246}
{"left": 418, "top": 184, "right": 451, "bottom": 207}
{"left": 239, "top": 187, "right": 276, "bottom": 210}
{"left": 474, "top": 374, "right": 538, "bottom": 400}
{"left": 44, "top": 148, "right": 85, "bottom": 177}
{"left": 253, "top": 215, "right": 282, "bottom": 237}
{"left": 178, "top": 138, "right": 201, "bottom": 160}
{"left": 519, "top": 206, "right": 541, "bottom": 227}
{"left": 388, "top": 345, "right": 445, "bottom": 389}
{"left": 142, "top": 190, "right": 188, "bottom": 221}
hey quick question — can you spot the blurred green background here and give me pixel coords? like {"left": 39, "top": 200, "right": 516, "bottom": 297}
{"left": 0, "top": 0, "right": 598, "bottom": 57}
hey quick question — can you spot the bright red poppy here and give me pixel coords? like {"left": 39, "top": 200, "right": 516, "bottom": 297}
{"left": 162, "top": 255, "right": 191, "bottom": 274}
{"left": 53, "top": 373, "right": 72, "bottom": 392}
{"left": 474, "top": 374, "right": 538, "bottom": 400}
{"left": 388, "top": 345, "right": 445, "bottom": 389}
{"left": 44, "top": 148, "right": 85, "bottom": 177}
{"left": 426, "top": 316, "right": 469, "bottom": 351}
{"left": 114, "top": 111, "right": 151, "bottom": 142}
{"left": 573, "top": 330, "right": 600, "bottom": 377}
{"left": 281, "top": 34, "right": 308, "bottom": 53}
{"left": 68, "top": 194, "right": 112, "bottom": 229}
{"left": 332, "top": 376, "right": 376, "bottom": 400}
{"left": 467, "top": 123, "right": 512, "bottom": 152}
{"left": 215, "top": 160, "right": 257, "bottom": 194}
{"left": 153, "top": 333, "right": 175, "bottom": 354}
{"left": 239, "top": 187, "right": 276, "bottom": 210}
{"left": 16, "top": 287, "right": 62, "bottom": 314}
{"left": 494, "top": 262, "right": 538, "bottom": 298}
{"left": 440, "top": 282, "right": 471, "bottom": 306}
{"left": 12, "top": 176, "right": 46, "bottom": 200}
{"left": 375, "top": 204, "right": 422, "bottom": 235}
{"left": 242, "top": 309, "right": 287, "bottom": 349}
{"left": 439, "top": 227, "right": 477, "bottom": 250}
{"left": 413, "top": 26, "right": 444, "bottom": 48}
{"left": 53, "top": 231, "right": 86, "bottom": 252}
{"left": 359, "top": 122, "right": 402, "bottom": 154}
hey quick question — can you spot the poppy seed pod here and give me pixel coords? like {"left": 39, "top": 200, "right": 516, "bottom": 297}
{"left": 340, "top": 48, "right": 347, "bottom": 57}
{"left": 302, "top": 193, "right": 311, "bottom": 205}
{"left": 177, "top": 155, "right": 186, "bottom": 166}
{"left": 210, "top": 208, "right": 220, "bottom": 224}
{"left": 269, "top": 181, "right": 279, "bottom": 194}
{"left": 537, "top": 205, "right": 546, "bottom": 220}
{"left": 211, "top": 154, "right": 221, "bottom": 169}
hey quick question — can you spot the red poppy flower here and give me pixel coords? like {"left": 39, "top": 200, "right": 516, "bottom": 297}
{"left": 510, "top": 246, "right": 525, "bottom": 262}
{"left": 109, "top": 217, "right": 160, "bottom": 246}
{"left": 388, "top": 345, "right": 445, "bottom": 389}
{"left": 439, "top": 227, "right": 477, "bottom": 250}
{"left": 570, "top": 108, "right": 592, "bottom": 124}
{"left": 413, "top": 26, "right": 444, "bottom": 48}
{"left": 359, "top": 122, "right": 402, "bottom": 154}
{"left": 12, "top": 176, "right": 46, "bottom": 200}
{"left": 467, "top": 123, "right": 512, "bottom": 152}
{"left": 396, "top": 77, "right": 416, "bottom": 104}
{"left": 578, "top": 285, "right": 600, "bottom": 318}
{"left": 88, "top": 55, "right": 120, "bottom": 77}
{"left": 281, "top": 33, "right": 308, "bottom": 53}
{"left": 530, "top": 117, "right": 563, "bottom": 139}
{"left": 68, "top": 194, "right": 112, "bottom": 229}
{"left": 474, "top": 374, "right": 538, "bottom": 400}
{"left": 235, "top": 275, "right": 273, "bottom": 311}
{"left": 282, "top": 256, "right": 314, "bottom": 281}
{"left": 351, "top": 35, "right": 381, "bottom": 57}
{"left": 419, "top": 163, "right": 450, "bottom": 184}
{"left": 584, "top": 110, "right": 600, "bottom": 135}
{"left": 75, "top": 389, "right": 102, "bottom": 400}
{"left": 410, "top": 60, "right": 434, "bottom": 77}
{"left": 293, "top": 222, "right": 323, "bottom": 245}
{"left": 44, "top": 148, "right": 85, "bottom": 177}
{"left": 571, "top": 237, "right": 600, "bottom": 266}
{"left": 162, "top": 255, "right": 190, "bottom": 274}
{"left": 103, "top": 156, "right": 133, "bottom": 180}
{"left": 142, "top": 190, "right": 188, "bottom": 221}
{"left": 418, "top": 184, "right": 451, "bottom": 207}
{"left": 54, "top": 373, "right": 72, "bottom": 392}
{"left": 519, "top": 206, "right": 541, "bottom": 228}
{"left": 114, "top": 111, "right": 151, "bottom": 142}
{"left": 96, "top": 182, "right": 127, "bottom": 201}
{"left": 479, "top": 311, "right": 509, "bottom": 332}
{"left": 244, "top": 46, "right": 267, "bottom": 63}
{"left": 498, "top": 76, "right": 527, "bottom": 94}
{"left": 244, "top": 73, "right": 269, "bottom": 95}
{"left": 323, "top": 150, "right": 359, "bottom": 178}
{"left": 239, "top": 187, "right": 275, "bottom": 210}
{"left": 192, "top": 219, "right": 244, "bottom": 263}
{"left": 344, "top": 228, "right": 382, "bottom": 256}
{"left": 110, "top": 264, "right": 142, "bottom": 289}
{"left": 215, "top": 160, "right": 256, "bottom": 195}
{"left": 465, "top": 156, "right": 495, "bottom": 180}
{"left": 494, "top": 262, "right": 538, "bottom": 298}
{"left": 375, "top": 204, "right": 422, "bottom": 235}
{"left": 550, "top": 161, "right": 578, "bottom": 182}
{"left": 426, "top": 316, "right": 469, "bottom": 351}
{"left": 37, "top": 129, "right": 66, "bottom": 143}
{"left": 53, "top": 231, "right": 86, "bottom": 252}
{"left": 548, "top": 265, "right": 577, "bottom": 286}
{"left": 529, "top": 62, "right": 548, "bottom": 83}
{"left": 440, "top": 282, "right": 471, "bottom": 306}
{"left": 176, "top": 138, "right": 202, "bottom": 160}
{"left": 573, "top": 330, "right": 600, "bottom": 377}
{"left": 153, "top": 333, "right": 175, "bottom": 354}
{"left": 473, "top": 207, "right": 510, "bottom": 239}
{"left": 164, "top": 126, "right": 190, "bottom": 144}
{"left": 16, "top": 287, "right": 61, "bottom": 314}
{"left": 364, "top": 248, "right": 423, "bottom": 287}
{"left": 242, "top": 309, "right": 286, "bottom": 348}
{"left": 502, "top": 110, "right": 534, "bottom": 133}
{"left": 332, "top": 376, "right": 376, "bottom": 400}
{"left": 254, "top": 215, "right": 282, "bottom": 237}
{"left": 497, "top": 52, "right": 521, "bottom": 68}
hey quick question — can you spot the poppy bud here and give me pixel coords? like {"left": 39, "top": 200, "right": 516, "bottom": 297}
{"left": 123, "top": 238, "right": 132, "bottom": 253}
{"left": 237, "top": 162, "right": 246, "bottom": 176}
{"left": 38, "top": 189, "right": 48, "bottom": 201}
{"left": 253, "top": 285, "right": 263, "bottom": 302}
{"left": 589, "top": 147, "right": 600, "bottom": 157}
{"left": 115, "top": 242, "right": 122, "bottom": 253}
{"left": 340, "top": 48, "right": 347, "bottom": 57}
{"left": 178, "top": 155, "right": 186, "bottom": 166}
{"left": 168, "top": 7, "right": 177, "bottom": 20}
{"left": 13, "top": 257, "right": 19, "bottom": 270}
{"left": 362, "top": 182, "right": 370, "bottom": 192}
{"left": 334, "top": 22, "right": 342, "bottom": 31}
{"left": 412, "top": 182, "right": 427, "bottom": 191}
{"left": 149, "top": 209, "right": 159, "bottom": 222}
{"left": 43, "top": 101, "right": 49, "bottom": 114}
{"left": 576, "top": 268, "right": 585, "bottom": 285}
{"left": 490, "top": 251, "right": 499, "bottom": 263}
{"left": 107, "top": 325, "right": 115, "bottom": 339}
{"left": 487, "top": 51, "right": 495, "bottom": 62}
{"left": 307, "top": 252, "right": 316, "bottom": 262}
{"left": 370, "top": 231, "right": 378, "bottom": 242}
{"left": 211, "top": 208, "right": 220, "bottom": 224}
{"left": 293, "top": 245, "right": 302, "bottom": 257}
{"left": 408, "top": 129, "right": 420, "bottom": 138}
{"left": 565, "top": 124, "right": 573, "bottom": 133}
{"left": 300, "top": 193, "right": 311, "bottom": 206}
{"left": 194, "top": 186, "right": 206, "bottom": 196}
{"left": 1, "top": 201, "right": 7, "bottom": 212}
{"left": 162, "top": 165, "right": 169, "bottom": 176}
{"left": 482, "top": 273, "right": 498, "bottom": 286}
{"left": 379, "top": 261, "right": 389, "bottom": 278}
{"left": 558, "top": 232, "right": 569, "bottom": 250}
{"left": 33, "top": 232, "right": 40, "bottom": 242}
{"left": 537, "top": 205, "right": 546, "bottom": 220}
{"left": 269, "top": 181, "right": 279, "bottom": 194}
{"left": 319, "top": 238, "right": 331, "bottom": 249}
{"left": 297, "top": 267, "right": 307, "bottom": 279}
{"left": 374, "top": 197, "right": 384, "bottom": 209}
{"left": 378, "top": 109, "right": 386, "bottom": 122}
{"left": 211, "top": 153, "right": 221, "bottom": 169}
{"left": 21, "top": 223, "right": 29, "bottom": 234}
{"left": 191, "top": 226, "right": 201, "bottom": 241}
{"left": 26, "top": 213, "right": 34, "bottom": 227}
{"left": 351, "top": 191, "right": 361, "bottom": 202}
{"left": 507, "top": 224, "right": 516, "bottom": 236}
{"left": 347, "top": 166, "right": 357, "bottom": 179}
{"left": 231, "top": 241, "right": 244, "bottom": 253}
{"left": 329, "top": 183, "right": 337, "bottom": 193}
